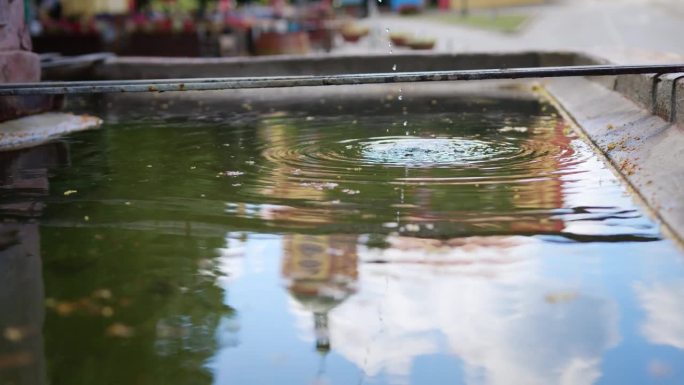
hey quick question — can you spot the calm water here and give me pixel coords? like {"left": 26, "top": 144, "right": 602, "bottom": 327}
{"left": 1, "top": 92, "right": 683, "bottom": 385}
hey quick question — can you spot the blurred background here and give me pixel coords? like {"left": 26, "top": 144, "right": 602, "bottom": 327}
{"left": 25, "top": 0, "right": 684, "bottom": 58}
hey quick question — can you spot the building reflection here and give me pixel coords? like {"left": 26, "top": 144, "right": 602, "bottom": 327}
{"left": 257, "top": 122, "right": 327, "bottom": 203}
{"left": 0, "top": 143, "right": 69, "bottom": 385}
{"left": 281, "top": 234, "right": 358, "bottom": 354}
{"left": 509, "top": 119, "right": 571, "bottom": 234}
{"left": 252, "top": 106, "right": 574, "bottom": 236}
{"left": 285, "top": 235, "right": 620, "bottom": 385}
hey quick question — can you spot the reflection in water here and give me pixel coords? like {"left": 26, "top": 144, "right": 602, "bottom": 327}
{"left": 282, "top": 234, "right": 358, "bottom": 354}
{"left": 0, "top": 135, "right": 235, "bottom": 385}
{"left": 0, "top": 143, "right": 68, "bottom": 385}
{"left": 284, "top": 236, "right": 620, "bottom": 385}
{"left": 1, "top": 93, "right": 683, "bottom": 385}
{"left": 635, "top": 281, "right": 684, "bottom": 350}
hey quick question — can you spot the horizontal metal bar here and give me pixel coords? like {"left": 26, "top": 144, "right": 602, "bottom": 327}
{"left": 0, "top": 64, "right": 682, "bottom": 96}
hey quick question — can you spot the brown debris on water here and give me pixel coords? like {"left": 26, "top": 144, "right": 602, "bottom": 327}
{"left": 545, "top": 291, "right": 579, "bottom": 304}
{"left": 101, "top": 307, "right": 115, "bottom": 317}
{"left": 55, "top": 302, "right": 77, "bottom": 316}
{"left": 3, "top": 327, "right": 24, "bottom": 343}
{"left": 106, "top": 323, "right": 135, "bottom": 338}
{"left": 0, "top": 352, "right": 33, "bottom": 369}
{"left": 92, "top": 288, "right": 112, "bottom": 300}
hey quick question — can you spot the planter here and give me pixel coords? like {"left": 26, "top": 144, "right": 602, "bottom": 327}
{"left": 340, "top": 25, "right": 369, "bottom": 43}
{"left": 407, "top": 38, "right": 436, "bottom": 50}
{"left": 253, "top": 32, "right": 311, "bottom": 56}
{"left": 389, "top": 32, "right": 411, "bottom": 47}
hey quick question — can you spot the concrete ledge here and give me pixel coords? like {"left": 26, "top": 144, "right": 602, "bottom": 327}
{"left": 676, "top": 78, "right": 684, "bottom": 125}
{"left": 547, "top": 77, "right": 684, "bottom": 243}
{"left": 35, "top": 50, "right": 684, "bottom": 242}
{"left": 0, "top": 51, "right": 58, "bottom": 122}
{"left": 0, "top": 50, "right": 40, "bottom": 83}
{"left": 0, "top": 113, "right": 102, "bottom": 150}
{"left": 608, "top": 71, "right": 684, "bottom": 126}
{"left": 54, "top": 50, "right": 684, "bottom": 125}
{"left": 70, "top": 51, "right": 580, "bottom": 80}
{"left": 614, "top": 74, "right": 657, "bottom": 112}
{"left": 570, "top": 50, "right": 684, "bottom": 127}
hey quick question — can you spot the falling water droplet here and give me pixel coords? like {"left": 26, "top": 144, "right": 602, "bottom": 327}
{"left": 398, "top": 95, "right": 403, "bottom": 101}
{"left": 403, "top": 121, "right": 408, "bottom": 127}
{"left": 385, "top": 27, "right": 390, "bottom": 33}
{"left": 392, "top": 64, "right": 397, "bottom": 71}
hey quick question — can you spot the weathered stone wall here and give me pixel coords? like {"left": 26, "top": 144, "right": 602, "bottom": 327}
{"left": 0, "top": 0, "right": 32, "bottom": 52}
{"left": 0, "top": 0, "right": 58, "bottom": 122}
{"left": 0, "top": 0, "right": 39, "bottom": 83}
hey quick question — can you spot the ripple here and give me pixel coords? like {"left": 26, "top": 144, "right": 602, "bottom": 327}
{"left": 357, "top": 137, "right": 518, "bottom": 167}
{"left": 259, "top": 128, "right": 585, "bottom": 187}
{"left": 234, "top": 113, "right": 634, "bottom": 237}
{"left": 45, "top": 105, "right": 656, "bottom": 241}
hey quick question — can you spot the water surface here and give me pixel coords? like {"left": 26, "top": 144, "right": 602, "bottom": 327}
{"left": 1, "top": 92, "right": 683, "bottom": 385}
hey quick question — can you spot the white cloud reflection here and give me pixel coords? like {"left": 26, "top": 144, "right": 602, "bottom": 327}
{"left": 288, "top": 236, "right": 620, "bottom": 385}
{"left": 635, "top": 280, "right": 684, "bottom": 350}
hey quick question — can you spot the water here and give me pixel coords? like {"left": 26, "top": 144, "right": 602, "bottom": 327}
{"left": 1, "top": 91, "right": 684, "bottom": 385}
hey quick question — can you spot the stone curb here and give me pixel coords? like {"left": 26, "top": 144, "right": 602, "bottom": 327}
{"left": 611, "top": 72, "right": 684, "bottom": 126}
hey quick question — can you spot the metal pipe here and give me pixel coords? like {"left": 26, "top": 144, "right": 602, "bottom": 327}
{"left": 0, "top": 63, "right": 682, "bottom": 96}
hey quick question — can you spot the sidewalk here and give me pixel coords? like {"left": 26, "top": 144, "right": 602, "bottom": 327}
{"left": 334, "top": 0, "right": 684, "bottom": 57}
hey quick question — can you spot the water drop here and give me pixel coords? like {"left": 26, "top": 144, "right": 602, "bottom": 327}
{"left": 398, "top": 95, "right": 403, "bottom": 101}
{"left": 403, "top": 121, "right": 408, "bottom": 127}
{"left": 392, "top": 64, "right": 397, "bottom": 71}
{"left": 385, "top": 27, "right": 390, "bottom": 33}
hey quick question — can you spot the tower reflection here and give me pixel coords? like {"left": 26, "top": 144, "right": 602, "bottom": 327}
{"left": 284, "top": 234, "right": 620, "bottom": 385}
{"left": 281, "top": 234, "right": 358, "bottom": 353}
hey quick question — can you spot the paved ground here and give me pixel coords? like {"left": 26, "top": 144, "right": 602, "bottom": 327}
{"left": 336, "top": 0, "right": 684, "bottom": 58}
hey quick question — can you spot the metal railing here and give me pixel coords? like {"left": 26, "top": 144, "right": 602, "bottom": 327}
{"left": 0, "top": 64, "right": 682, "bottom": 96}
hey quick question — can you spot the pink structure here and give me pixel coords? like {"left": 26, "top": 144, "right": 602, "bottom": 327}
{"left": 0, "top": 0, "right": 59, "bottom": 122}
{"left": 0, "top": 0, "right": 40, "bottom": 83}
